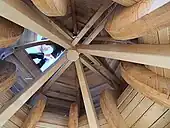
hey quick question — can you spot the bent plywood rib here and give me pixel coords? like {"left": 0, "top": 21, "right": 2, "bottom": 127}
{"left": 106, "top": 0, "right": 170, "bottom": 40}
{"left": 100, "top": 89, "right": 128, "bottom": 128}
{"left": 0, "top": 60, "right": 16, "bottom": 93}
{"left": 0, "top": 17, "right": 23, "bottom": 47}
{"left": 31, "top": 0, "right": 68, "bottom": 16}
{"left": 121, "top": 62, "right": 170, "bottom": 108}
{"left": 112, "top": 0, "right": 141, "bottom": 6}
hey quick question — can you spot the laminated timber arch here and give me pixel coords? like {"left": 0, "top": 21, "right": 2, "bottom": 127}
{"left": 31, "top": 0, "right": 68, "bottom": 16}
{"left": 121, "top": 62, "right": 170, "bottom": 108}
{"left": 106, "top": 0, "right": 170, "bottom": 40}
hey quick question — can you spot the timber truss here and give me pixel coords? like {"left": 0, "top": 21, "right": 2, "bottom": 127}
{"left": 0, "top": 0, "right": 170, "bottom": 128}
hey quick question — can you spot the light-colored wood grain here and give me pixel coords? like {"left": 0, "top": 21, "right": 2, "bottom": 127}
{"left": 77, "top": 44, "right": 170, "bottom": 69}
{"left": 121, "top": 62, "right": 170, "bottom": 108}
{"left": 100, "top": 89, "right": 128, "bottom": 128}
{"left": 22, "top": 94, "right": 47, "bottom": 128}
{"left": 0, "top": 60, "right": 16, "bottom": 94}
{"left": 75, "top": 59, "right": 100, "bottom": 128}
{"left": 68, "top": 103, "right": 78, "bottom": 128}
{"left": 0, "top": 54, "right": 68, "bottom": 127}
{"left": 131, "top": 103, "right": 167, "bottom": 128}
{"left": 0, "top": 0, "right": 72, "bottom": 49}
{"left": 125, "top": 97, "right": 154, "bottom": 127}
{"left": 31, "top": 0, "right": 68, "bottom": 16}
{"left": 0, "top": 16, "right": 23, "bottom": 48}
{"left": 112, "top": 0, "right": 140, "bottom": 6}
{"left": 106, "top": 0, "right": 170, "bottom": 40}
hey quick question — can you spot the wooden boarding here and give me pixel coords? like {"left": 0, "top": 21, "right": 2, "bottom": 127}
{"left": 75, "top": 59, "right": 100, "bottom": 128}
{"left": 0, "top": 60, "right": 16, "bottom": 94}
{"left": 121, "top": 62, "right": 170, "bottom": 108}
{"left": 68, "top": 103, "right": 78, "bottom": 128}
{"left": 106, "top": 0, "right": 170, "bottom": 40}
{"left": 42, "top": 60, "right": 72, "bottom": 92}
{"left": 80, "top": 57, "right": 116, "bottom": 89}
{"left": 100, "top": 89, "right": 128, "bottom": 128}
{"left": 0, "top": 54, "right": 68, "bottom": 127}
{"left": 31, "top": 0, "right": 68, "bottom": 16}
{"left": 22, "top": 94, "right": 47, "bottom": 128}
{"left": 77, "top": 44, "right": 170, "bottom": 69}
{"left": 0, "top": 0, "right": 72, "bottom": 49}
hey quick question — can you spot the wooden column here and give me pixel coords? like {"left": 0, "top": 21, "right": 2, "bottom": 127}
{"left": 77, "top": 44, "right": 170, "bottom": 69}
{"left": 106, "top": 0, "right": 170, "bottom": 40}
{"left": 100, "top": 89, "right": 128, "bottom": 128}
{"left": 22, "top": 94, "right": 47, "bottom": 128}
{"left": 75, "top": 59, "right": 99, "bottom": 128}
{"left": 68, "top": 103, "right": 78, "bottom": 128}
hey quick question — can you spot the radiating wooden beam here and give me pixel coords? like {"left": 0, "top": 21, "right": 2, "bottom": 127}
{"left": 106, "top": 1, "right": 170, "bottom": 40}
{"left": 0, "top": 0, "right": 72, "bottom": 49}
{"left": 77, "top": 44, "right": 170, "bottom": 69}
{"left": 72, "top": 1, "right": 114, "bottom": 46}
{"left": 112, "top": 0, "right": 140, "bottom": 6}
{"left": 100, "top": 89, "right": 128, "bottom": 128}
{"left": 0, "top": 54, "right": 68, "bottom": 127}
{"left": 80, "top": 57, "right": 118, "bottom": 89}
{"left": 22, "top": 94, "right": 47, "bottom": 128}
{"left": 70, "top": 0, "right": 78, "bottom": 35}
{"left": 75, "top": 59, "right": 99, "bottom": 128}
{"left": 42, "top": 60, "right": 72, "bottom": 92}
{"left": 68, "top": 103, "right": 78, "bottom": 128}
{"left": 82, "top": 3, "right": 116, "bottom": 45}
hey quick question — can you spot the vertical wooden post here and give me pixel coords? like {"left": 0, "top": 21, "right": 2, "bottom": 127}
{"left": 21, "top": 94, "right": 47, "bottom": 128}
{"left": 75, "top": 59, "right": 99, "bottom": 128}
{"left": 68, "top": 103, "right": 79, "bottom": 128}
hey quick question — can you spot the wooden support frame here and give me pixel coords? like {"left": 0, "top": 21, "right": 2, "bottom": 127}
{"left": 0, "top": 54, "right": 68, "bottom": 127}
{"left": 80, "top": 57, "right": 118, "bottom": 89}
{"left": 72, "top": 1, "right": 114, "bottom": 46}
{"left": 0, "top": 0, "right": 72, "bottom": 49}
{"left": 75, "top": 59, "right": 99, "bottom": 128}
{"left": 22, "top": 94, "right": 47, "bottom": 128}
{"left": 77, "top": 44, "right": 170, "bottom": 69}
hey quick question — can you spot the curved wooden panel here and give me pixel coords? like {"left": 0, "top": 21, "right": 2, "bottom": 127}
{"left": 31, "top": 0, "right": 68, "bottom": 16}
{"left": 100, "top": 89, "right": 128, "bottom": 128}
{"left": 0, "top": 60, "right": 16, "bottom": 93}
{"left": 105, "top": 0, "right": 170, "bottom": 40}
{"left": 0, "top": 17, "right": 23, "bottom": 48}
{"left": 121, "top": 62, "right": 170, "bottom": 108}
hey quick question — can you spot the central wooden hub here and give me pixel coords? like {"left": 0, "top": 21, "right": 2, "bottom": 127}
{"left": 66, "top": 49, "right": 79, "bottom": 61}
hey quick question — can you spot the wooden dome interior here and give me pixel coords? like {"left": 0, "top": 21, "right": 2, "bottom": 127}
{"left": 0, "top": 0, "right": 170, "bottom": 128}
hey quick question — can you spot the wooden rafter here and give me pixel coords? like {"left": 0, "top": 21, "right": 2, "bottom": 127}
{"left": 77, "top": 44, "right": 170, "bottom": 69}
{"left": 22, "top": 94, "right": 47, "bottom": 128}
{"left": 0, "top": 0, "right": 72, "bottom": 49}
{"left": 112, "top": 0, "right": 140, "bottom": 6}
{"left": 75, "top": 59, "right": 99, "bottom": 128}
{"left": 72, "top": 1, "right": 114, "bottom": 46}
{"left": 0, "top": 54, "right": 68, "bottom": 126}
{"left": 80, "top": 57, "right": 118, "bottom": 89}
{"left": 70, "top": 0, "right": 78, "bottom": 35}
